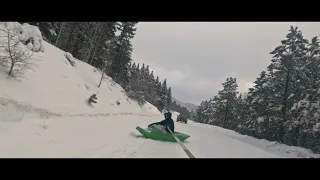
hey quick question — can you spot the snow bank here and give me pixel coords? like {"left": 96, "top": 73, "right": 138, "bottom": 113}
{"left": 17, "top": 23, "right": 44, "bottom": 52}
{"left": 64, "top": 52, "right": 76, "bottom": 66}
{"left": 187, "top": 120, "right": 320, "bottom": 158}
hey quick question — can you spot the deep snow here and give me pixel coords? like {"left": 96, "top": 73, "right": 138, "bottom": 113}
{"left": 0, "top": 22, "right": 319, "bottom": 158}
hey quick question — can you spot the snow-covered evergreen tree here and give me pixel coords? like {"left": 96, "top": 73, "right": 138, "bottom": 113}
{"left": 159, "top": 79, "right": 168, "bottom": 111}
{"left": 289, "top": 36, "right": 320, "bottom": 147}
{"left": 156, "top": 79, "right": 163, "bottom": 111}
{"left": 214, "top": 77, "right": 239, "bottom": 128}
{"left": 195, "top": 100, "right": 214, "bottom": 124}
{"left": 247, "top": 71, "right": 279, "bottom": 139}
{"left": 235, "top": 93, "right": 253, "bottom": 135}
{"left": 265, "top": 26, "right": 309, "bottom": 142}
{"left": 167, "top": 87, "right": 172, "bottom": 110}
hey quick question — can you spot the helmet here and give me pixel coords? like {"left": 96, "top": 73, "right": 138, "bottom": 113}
{"left": 164, "top": 111, "right": 172, "bottom": 119}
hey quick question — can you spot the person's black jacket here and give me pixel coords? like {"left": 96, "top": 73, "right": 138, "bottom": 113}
{"left": 148, "top": 118, "right": 175, "bottom": 133}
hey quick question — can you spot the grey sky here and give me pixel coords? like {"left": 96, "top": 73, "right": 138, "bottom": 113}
{"left": 131, "top": 22, "right": 320, "bottom": 105}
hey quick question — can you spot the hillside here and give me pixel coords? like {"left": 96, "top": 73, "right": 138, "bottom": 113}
{"left": 172, "top": 97, "right": 189, "bottom": 110}
{"left": 0, "top": 22, "right": 160, "bottom": 118}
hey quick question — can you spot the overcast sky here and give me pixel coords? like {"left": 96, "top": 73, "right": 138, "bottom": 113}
{"left": 131, "top": 22, "right": 320, "bottom": 105}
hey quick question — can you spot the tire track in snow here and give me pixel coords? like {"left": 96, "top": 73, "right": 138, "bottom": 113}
{"left": 99, "top": 135, "right": 186, "bottom": 158}
{"left": 131, "top": 138, "right": 187, "bottom": 158}
{"left": 71, "top": 132, "right": 149, "bottom": 158}
{"left": 71, "top": 131, "right": 186, "bottom": 158}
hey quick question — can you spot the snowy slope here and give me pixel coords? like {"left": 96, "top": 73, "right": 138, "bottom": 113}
{"left": 0, "top": 25, "right": 161, "bottom": 117}
{"left": 0, "top": 22, "right": 319, "bottom": 158}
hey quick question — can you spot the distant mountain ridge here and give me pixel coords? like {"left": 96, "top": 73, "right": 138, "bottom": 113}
{"left": 183, "top": 102, "right": 198, "bottom": 111}
{"left": 172, "top": 97, "right": 198, "bottom": 111}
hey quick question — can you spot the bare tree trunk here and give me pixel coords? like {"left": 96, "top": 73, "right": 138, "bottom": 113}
{"left": 98, "top": 61, "right": 109, "bottom": 88}
{"left": 55, "top": 22, "right": 64, "bottom": 47}
{"left": 65, "top": 22, "right": 77, "bottom": 52}
{"left": 82, "top": 24, "right": 98, "bottom": 62}
{"left": 115, "top": 26, "right": 126, "bottom": 75}
{"left": 98, "top": 69, "right": 105, "bottom": 88}
{"left": 89, "top": 23, "right": 106, "bottom": 65}
{"left": 279, "top": 70, "right": 290, "bottom": 142}
{"left": 8, "top": 60, "right": 14, "bottom": 76}
{"left": 88, "top": 24, "right": 100, "bottom": 60}
{"left": 222, "top": 93, "right": 230, "bottom": 128}
{"left": 7, "top": 29, "right": 14, "bottom": 76}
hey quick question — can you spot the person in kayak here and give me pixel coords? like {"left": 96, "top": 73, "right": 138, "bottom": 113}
{"left": 148, "top": 111, "right": 175, "bottom": 134}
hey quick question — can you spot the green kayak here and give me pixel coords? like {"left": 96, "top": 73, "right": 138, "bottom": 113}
{"left": 136, "top": 126, "right": 190, "bottom": 142}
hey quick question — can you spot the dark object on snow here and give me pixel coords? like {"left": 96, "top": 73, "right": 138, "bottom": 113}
{"left": 116, "top": 101, "right": 120, "bottom": 106}
{"left": 89, "top": 94, "right": 98, "bottom": 104}
{"left": 177, "top": 114, "right": 187, "bottom": 124}
{"left": 148, "top": 112, "right": 175, "bottom": 133}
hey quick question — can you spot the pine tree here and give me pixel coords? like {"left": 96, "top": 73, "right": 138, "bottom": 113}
{"left": 107, "top": 22, "right": 138, "bottom": 89}
{"left": 156, "top": 78, "right": 163, "bottom": 111}
{"left": 138, "top": 64, "right": 145, "bottom": 95}
{"left": 146, "top": 70, "right": 156, "bottom": 104}
{"left": 139, "top": 64, "right": 146, "bottom": 95}
{"left": 135, "top": 63, "right": 140, "bottom": 74}
{"left": 290, "top": 89, "right": 320, "bottom": 148}
{"left": 305, "top": 36, "right": 320, "bottom": 89}
{"left": 247, "top": 71, "right": 278, "bottom": 139}
{"left": 266, "top": 26, "right": 309, "bottom": 142}
{"left": 167, "top": 87, "right": 172, "bottom": 110}
{"left": 161, "top": 79, "right": 168, "bottom": 110}
{"left": 214, "top": 77, "right": 239, "bottom": 129}
{"left": 22, "top": 22, "right": 61, "bottom": 44}
{"left": 289, "top": 36, "right": 320, "bottom": 147}
{"left": 129, "top": 62, "right": 138, "bottom": 90}
{"left": 88, "top": 22, "right": 117, "bottom": 67}
{"left": 195, "top": 100, "right": 213, "bottom": 124}
{"left": 131, "top": 62, "right": 136, "bottom": 71}
{"left": 234, "top": 93, "right": 252, "bottom": 134}
{"left": 189, "top": 110, "right": 197, "bottom": 122}
{"left": 58, "top": 22, "right": 81, "bottom": 53}
{"left": 153, "top": 76, "right": 160, "bottom": 107}
{"left": 145, "top": 65, "right": 150, "bottom": 77}
{"left": 97, "top": 38, "right": 116, "bottom": 88}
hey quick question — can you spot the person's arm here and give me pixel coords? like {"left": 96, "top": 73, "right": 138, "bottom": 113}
{"left": 159, "top": 119, "right": 168, "bottom": 127}
{"left": 148, "top": 120, "right": 164, "bottom": 127}
{"left": 148, "top": 123, "right": 155, "bottom": 127}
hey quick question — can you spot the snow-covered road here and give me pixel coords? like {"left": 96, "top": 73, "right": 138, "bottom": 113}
{"left": 0, "top": 113, "right": 314, "bottom": 158}
{"left": 1, "top": 22, "right": 319, "bottom": 158}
